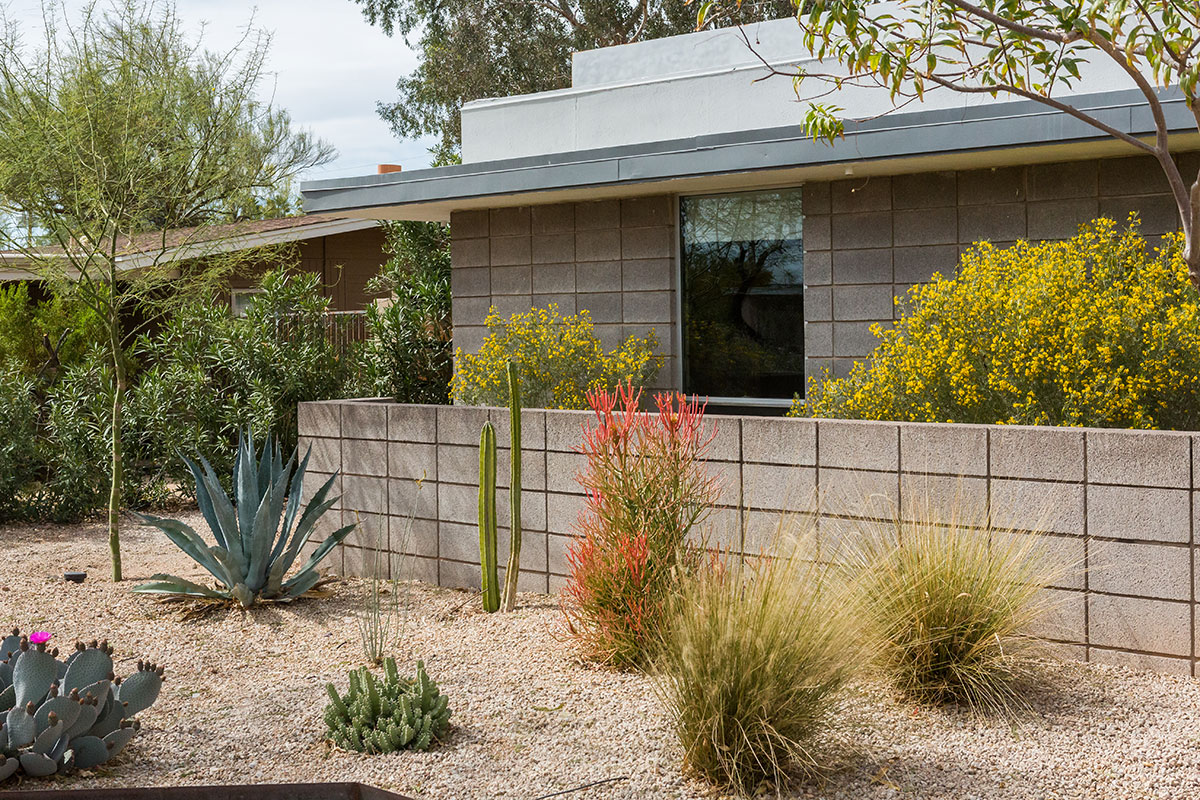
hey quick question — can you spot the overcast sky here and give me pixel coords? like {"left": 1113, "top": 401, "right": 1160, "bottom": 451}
{"left": 6, "top": 0, "right": 435, "bottom": 182}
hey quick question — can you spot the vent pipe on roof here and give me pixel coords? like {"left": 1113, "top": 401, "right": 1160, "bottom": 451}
{"left": 377, "top": 164, "right": 403, "bottom": 174}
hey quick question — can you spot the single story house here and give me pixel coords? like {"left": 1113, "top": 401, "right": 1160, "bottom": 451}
{"left": 1, "top": 215, "right": 389, "bottom": 313}
{"left": 301, "top": 17, "right": 1199, "bottom": 411}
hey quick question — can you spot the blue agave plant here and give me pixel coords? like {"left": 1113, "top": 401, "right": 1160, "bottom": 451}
{"left": 134, "top": 431, "right": 354, "bottom": 608}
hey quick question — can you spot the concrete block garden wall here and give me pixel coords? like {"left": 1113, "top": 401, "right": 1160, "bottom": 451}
{"left": 448, "top": 197, "right": 677, "bottom": 391}
{"left": 300, "top": 398, "right": 1200, "bottom": 677}
{"left": 802, "top": 153, "right": 1198, "bottom": 381}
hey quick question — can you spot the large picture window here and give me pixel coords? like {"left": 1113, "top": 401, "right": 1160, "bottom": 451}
{"left": 680, "top": 188, "right": 804, "bottom": 401}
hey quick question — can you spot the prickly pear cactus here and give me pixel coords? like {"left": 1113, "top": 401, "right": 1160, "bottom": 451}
{"left": 0, "top": 630, "right": 164, "bottom": 782}
{"left": 324, "top": 658, "right": 450, "bottom": 754}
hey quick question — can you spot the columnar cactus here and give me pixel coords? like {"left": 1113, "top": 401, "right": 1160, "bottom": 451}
{"left": 0, "top": 630, "right": 163, "bottom": 781}
{"left": 324, "top": 659, "right": 451, "bottom": 753}
{"left": 502, "top": 360, "right": 523, "bottom": 612}
{"left": 478, "top": 421, "right": 500, "bottom": 613}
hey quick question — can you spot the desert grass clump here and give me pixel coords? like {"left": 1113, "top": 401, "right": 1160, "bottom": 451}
{"left": 656, "top": 529, "right": 865, "bottom": 793}
{"left": 847, "top": 507, "right": 1059, "bottom": 714}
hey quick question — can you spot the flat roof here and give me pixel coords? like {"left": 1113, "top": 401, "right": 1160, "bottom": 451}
{"left": 301, "top": 88, "right": 1197, "bottom": 222}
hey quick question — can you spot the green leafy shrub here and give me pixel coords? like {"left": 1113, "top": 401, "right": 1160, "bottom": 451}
{"left": 0, "top": 282, "right": 104, "bottom": 377}
{"left": 656, "top": 529, "right": 864, "bottom": 792}
{"left": 0, "top": 350, "right": 128, "bottom": 523}
{"left": 325, "top": 658, "right": 451, "bottom": 753}
{"left": 361, "top": 221, "right": 452, "bottom": 403}
{"left": 797, "top": 220, "right": 1200, "bottom": 430}
{"left": 845, "top": 507, "right": 1059, "bottom": 714}
{"left": 451, "top": 305, "right": 662, "bottom": 408}
{"left": 0, "top": 269, "right": 366, "bottom": 523}
{"left": 132, "top": 268, "right": 367, "bottom": 483}
{"left": 0, "top": 368, "right": 40, "bottom": 520}
{"left": 561, "top": 384, "right": 720, "bottom": 669}
{"left": 0, "top": 631, "right": 163, "bottom": 780}
{"left": 133, "top": 430, "right": 354, "bottom": 608}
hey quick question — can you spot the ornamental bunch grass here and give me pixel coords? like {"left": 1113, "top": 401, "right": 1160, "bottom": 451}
{"left": 795, "top": 218, "right": 1200, "bottom": 430}
{"left": 451, "top": 304, "right": 663, "bottom": 409}
{"left": 845, "top": 499, "right": 1062, "bottom": 715}
{"left": 561, "top": 383, "right": 720, "bottom": 669}
{"left": 656, "top": 525, "right": 866, "bottom": 793}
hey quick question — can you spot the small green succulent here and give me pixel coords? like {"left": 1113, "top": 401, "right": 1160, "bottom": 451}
{"left": 134, "top": 429, "right": 354, "bottom": 608}
{"left": 325, "top": 659, "right": 451, "bottom": 753}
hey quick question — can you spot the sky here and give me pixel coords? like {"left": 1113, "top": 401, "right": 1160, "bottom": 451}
{"left": 5, "top": 0, "right": 436, "bottom": 182}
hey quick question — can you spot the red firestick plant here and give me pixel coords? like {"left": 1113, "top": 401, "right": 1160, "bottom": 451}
{"left": 562, "top": 382, "right": 721, "bottom": 669}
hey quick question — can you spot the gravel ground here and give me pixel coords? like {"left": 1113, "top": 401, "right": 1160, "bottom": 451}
{"left": 1, "top": 515, "right": 1199, "bottom": 799}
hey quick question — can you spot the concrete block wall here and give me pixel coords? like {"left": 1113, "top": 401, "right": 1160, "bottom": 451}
{"left": 449, "top": 197, "right": 677, "bottom": 391}
{"left": 301, "top": 399, "right": 1200, "bottom": 677}
{"left": 802, "top": 153, "right": 1193, "bottom": 381}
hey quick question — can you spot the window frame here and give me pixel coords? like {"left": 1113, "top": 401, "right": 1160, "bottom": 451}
{"left": 230, "top": 287, "right": 265, "bottom": 318}
{"left": 675, "top": 185, "right": 806, "bottom": 409}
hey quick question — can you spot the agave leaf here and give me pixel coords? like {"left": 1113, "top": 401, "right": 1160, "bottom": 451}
{"left": 280, "top": 472, "right": 340, "bottom": 560}
{"left": 281, "top": 522, "right": 355, "bottom": 594}
{"left": 278, "top": 567, "right": 323, "bottom": 599}
{"left": 246, "top": 468, "right": 288, "bottom": 593}
{"left": 182, "top": 454, "right": 226, "bottom": 551}
{"left": 268, "top": 450, "right": 302, "bottom": 566}
{"left": 132, "top": 575, "right": 229, "bottom": 599}
{"left": 264, "top": 497, "right": 342, "bottom": 598}
{"left": 236, "top": 432, "right": 260, "bottom": 556}
{"left": 209, "top": 546, "right": 243, "bottom": 585}
{"left": 135, "top": 513, "right": 236, "bottom": 589}
{"left": 197, "top": 457, "right": 245, "bottom": 574}
{"left": 271, "top": 487, "right": 339, "bottom": 583}
{"left": 263, "top": 495, "right": 334, "bottom": 598}
{"left": 256, "top": 432, "right": 273, "bottom": 499}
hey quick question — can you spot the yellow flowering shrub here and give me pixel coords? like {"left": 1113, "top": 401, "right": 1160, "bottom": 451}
{"left": 794, "top": 218, "right": 1200, "bottom": 430}
{"left": 451, "top": 304, "right": 663, "bottom": 409}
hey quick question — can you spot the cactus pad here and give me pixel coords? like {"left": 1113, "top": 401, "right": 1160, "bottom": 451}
{"left": 0, "top": 628, "right": 163, "bottom": 782}
{"left": 116, "top": 662, "right": 163, "bottom": 717}
{"left": 70, "top": 736, "right": 110, "bottom": 770}
{"left": 61, "top": 644, "right": 113, "bottom": 694}
{"left": 6, "top": 704, "right": 36, "bottom": 748}
{"left": 13, "top": 647, "right": 57, "bottom": 707}
{"left": 19, "top": 752, "right": 58, "bottom": 777}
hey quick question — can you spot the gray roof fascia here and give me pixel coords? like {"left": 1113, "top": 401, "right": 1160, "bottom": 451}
{"left": 302, "top": 88, "right": 1190, "bottom": 214}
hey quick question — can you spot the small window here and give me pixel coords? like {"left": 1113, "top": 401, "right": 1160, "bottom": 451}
{"left": 230, "top": 288, "right": 264, "bottom": 318}
{"left": 680, "top": 188, "right": 804, "bottom": 401}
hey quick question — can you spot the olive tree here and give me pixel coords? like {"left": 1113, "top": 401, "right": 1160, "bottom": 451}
{"left": 0, "top": 0, "right": 334, "bottom": 580}
{"left": 698, "top": 1, "right": 1200, "bottom": 287}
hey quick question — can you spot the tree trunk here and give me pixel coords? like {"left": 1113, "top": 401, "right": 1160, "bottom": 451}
{"left": 108, "top": 319, "right": 125, "bottom": 583}
{"left": 1188, "top": 175, "right": 1200, "bottom": 292}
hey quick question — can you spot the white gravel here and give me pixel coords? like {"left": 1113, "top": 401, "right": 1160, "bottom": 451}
{"left": 2, "top": 514, "right": 1200, "bottom": 800}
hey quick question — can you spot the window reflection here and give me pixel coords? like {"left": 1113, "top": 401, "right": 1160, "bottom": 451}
{"left": 680, "top": 188, "right": 804, "bottom": 399}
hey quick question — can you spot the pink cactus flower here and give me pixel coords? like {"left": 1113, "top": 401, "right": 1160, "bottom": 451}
{"left": 29, "top": 631, "right": 52, "bottom": 644}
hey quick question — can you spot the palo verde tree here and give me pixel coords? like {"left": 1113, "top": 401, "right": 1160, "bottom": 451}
{"left": 0, "top": 0, "right": 334, "bottom": 580}
{"left": 695, "top": 0, "right": 1200, "bottom": 288}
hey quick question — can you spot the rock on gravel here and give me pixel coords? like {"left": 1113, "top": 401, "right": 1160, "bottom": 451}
{"left": 2, "top": 515, "right": 1199, "bottom": 799}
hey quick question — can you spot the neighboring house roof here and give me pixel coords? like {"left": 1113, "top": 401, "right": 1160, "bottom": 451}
{"left": 300, "top": 17, "right": 1198, "bottom": 221}
{"left": 0, "top": 215, "right": 380, "bottom": 280}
